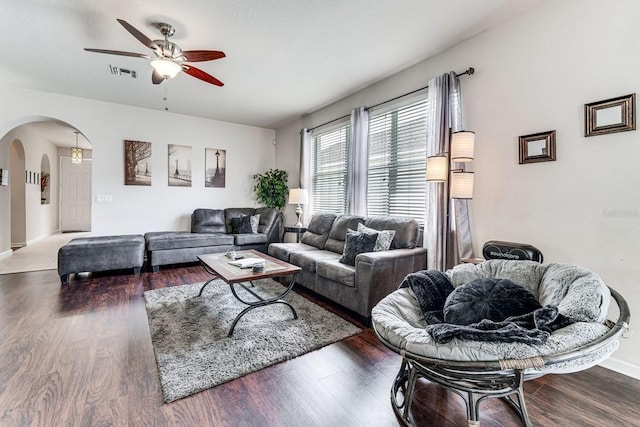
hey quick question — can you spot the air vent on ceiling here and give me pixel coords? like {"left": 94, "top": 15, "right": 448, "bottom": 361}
{"left": 109, "top": 65, "right": 138, "bottom": 79}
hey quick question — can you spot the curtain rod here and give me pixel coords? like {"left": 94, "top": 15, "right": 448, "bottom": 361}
{"left": 308, "top": 67, "right": 474, "bottom": 132}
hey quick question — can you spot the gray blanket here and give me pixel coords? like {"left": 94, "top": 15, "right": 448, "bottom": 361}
{"left": 402, "top": 270, "right": 573, "bottom": 345}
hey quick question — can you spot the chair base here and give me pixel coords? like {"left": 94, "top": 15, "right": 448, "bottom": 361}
{"left": 390, "top": 358, "right": 533, "bottom": 427}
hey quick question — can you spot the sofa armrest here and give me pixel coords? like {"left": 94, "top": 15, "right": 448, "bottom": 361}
{"left": 354, "top": 247, "right": 428, "bottom": 314}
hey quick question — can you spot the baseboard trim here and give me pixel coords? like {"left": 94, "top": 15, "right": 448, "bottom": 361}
{"left": 0, "top": 249, "right": 12, "bottom": 259}
{"left": 599, "top": 357, "right": 640, "bottom": 380}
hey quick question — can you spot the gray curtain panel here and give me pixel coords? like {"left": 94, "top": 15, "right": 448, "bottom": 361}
{"left": 347, "top": 107, "right": 370, "bottom": 216}
{"left": 425, "top": 71, "right": 474, "bottom": 270}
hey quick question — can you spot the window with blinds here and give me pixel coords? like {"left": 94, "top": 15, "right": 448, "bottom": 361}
{"left": 367, "top": 98, "right": 428, "bottom": 225}
{"left": 310, "top": 124, "right": 350, "bottom": 215}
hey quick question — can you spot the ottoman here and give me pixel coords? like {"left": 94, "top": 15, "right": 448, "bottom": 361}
{"left": 57, "top": 234, "right": 145, "bottom": 284}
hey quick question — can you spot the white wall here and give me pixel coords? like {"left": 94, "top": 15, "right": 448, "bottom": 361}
{"left": 275, "top": 0, "right": 640, "bottom": 378}
{"left": 0, "top": 86, "right": 278, "bottom": 253}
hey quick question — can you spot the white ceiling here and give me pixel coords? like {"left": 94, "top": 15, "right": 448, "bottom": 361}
{"left": 2, "top": 0, "right": 546, "bottom": 137}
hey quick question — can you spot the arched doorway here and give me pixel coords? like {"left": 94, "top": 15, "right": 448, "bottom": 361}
{"left": 10, "top": 139, "right": 26, "bottom": 249}
{"left": 0, "top": 118, "right": 93, "bottom": 255}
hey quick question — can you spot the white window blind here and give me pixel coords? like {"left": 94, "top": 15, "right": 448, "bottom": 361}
{"left": 367, "top": 98, "right": 428, "bottom": 225}
{"left": 310, "top": 124, "right": 350, "bottom": 215}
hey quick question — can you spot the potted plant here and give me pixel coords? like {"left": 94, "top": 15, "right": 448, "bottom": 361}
{"left": 252, "top": 168, "right": 289, "bottom": 217}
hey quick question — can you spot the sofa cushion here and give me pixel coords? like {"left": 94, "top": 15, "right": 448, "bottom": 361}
{"left": 316, "top": 259, "right": 356, "bottom": 288}
{"left": 339, "top": 229, "right": 378, "bottom": 266}
{"left": 301, "top": 213, "right": 337, "bottom": 249}
{"left": 233, "top": 233, "right": 268, "bottom": 246}
{"left": 250, "top": 215, "right": 260, "bottom": 233}
{"left": 357, "top": 223, "right": 396, "bottom": 252}
{"left": 254, "top": 207, "right": 278, "bottom": 234}
{"left": 145, "top": 231, "right": 233, "bottom": 251}
{"left": 231, "top": 216, "right": 253, "bottom": 234}
{"left": 225, "top": 208, "right": 258, "bottom": 232}
{"left": 290, "top": 250, "right": 341, "bottom": 273}
{"left": 324, "top": 215, "right": 366, "bottom": 254}
{"left": 191, "top": 209, "right": 226, "bottom": 233}
{"left": 364, "top": 216, "right": 420, "bottom": 249}
{"left": 268, "top": 242, "right": 319, "bottom": 262}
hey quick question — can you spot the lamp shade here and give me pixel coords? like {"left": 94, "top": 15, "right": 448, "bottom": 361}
{"left": 288, "top": 188, "right": 308, "bottom": 205}
{"left": 426, "top": 155, "right": 448, "bottom": 182}
{"left": 451, "top": 131, "right": 475, "bottom": 162}
{"left": 450, "top": 171, "right": 474, "bottom": 199}
{"left": 151, "top": 58, "right": 182, "bottom": 79}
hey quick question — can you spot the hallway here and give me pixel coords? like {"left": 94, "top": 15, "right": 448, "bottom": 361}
{"left": 0, "top": 232, "right": 89, "bottom": 275}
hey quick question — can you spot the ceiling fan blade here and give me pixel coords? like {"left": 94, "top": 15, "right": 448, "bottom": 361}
{"left": 181, "top": 50, "right": 226, "bottom": 62}
{"left": 182, "top": 65, "right": 224, "bottom": 86}
{"left": 116, "top": 18, "right": 159, "bottom": 52}
{"left": 84, "top": 48, "right": 151, "bottom": 59}
{"left": 152, "top": 69, "right": 165, "bottom": 85}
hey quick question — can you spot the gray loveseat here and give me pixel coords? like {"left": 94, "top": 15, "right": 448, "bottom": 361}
{"left": 268, "top": 213, "right": 427, "bottom": 318}
{"left": 145, "top": 207, "right": 281, "bottom": 271}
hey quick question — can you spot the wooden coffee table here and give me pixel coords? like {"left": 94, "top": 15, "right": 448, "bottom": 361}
{"left": 196, "top": 250, "right": 301, "bottom": 337}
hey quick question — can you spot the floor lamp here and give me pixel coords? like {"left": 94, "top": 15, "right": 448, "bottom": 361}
{"left": 426, "top": 131, "right": 475, "bottom": 267}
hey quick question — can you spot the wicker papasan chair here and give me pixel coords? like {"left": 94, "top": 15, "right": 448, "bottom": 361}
{"left": 371, "top": 260, "right": 630, "bottom": 427}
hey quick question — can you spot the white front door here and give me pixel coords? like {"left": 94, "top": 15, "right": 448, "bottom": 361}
{"left": 60, "top": 157, "right": 92, "bottom": 232}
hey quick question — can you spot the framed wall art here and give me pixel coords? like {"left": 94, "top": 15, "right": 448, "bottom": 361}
{"left": 585, "top": 93, "right": 636, "bottom": 137}
{"left": 168, "top": 144, "right": 192, "bottom": 187}
{"left": 519, "top": 130, "right": 556, "bottom": 164}
{"left": 205, "top": 148, "right": 226, "bottom": 188}
{"left": 124, "top": 140, "right": 152, "bottom": 186}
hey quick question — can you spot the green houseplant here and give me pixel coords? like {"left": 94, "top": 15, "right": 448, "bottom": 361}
{"left": 252, "top": 169, "right": 289, "bottom": 214}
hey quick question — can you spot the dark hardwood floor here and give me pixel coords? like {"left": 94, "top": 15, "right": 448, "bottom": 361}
{"left": 0, "top": 266, "right": 638, "bottom": 426}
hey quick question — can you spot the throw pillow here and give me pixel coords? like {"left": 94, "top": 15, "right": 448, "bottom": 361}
{"left": 339, "top": 229, "right": 378, "bottom": 266}
{"left": 231, "top": 215, "right": 253, "bottom": 234}
{"left": 250, "top": 214, "right": 260, "bottom": 234}
{"left": 443, "top": 278, "right": 542, "bottom": 326}
{"left": 357, "top": 223, "right": 396, "bottom": 251}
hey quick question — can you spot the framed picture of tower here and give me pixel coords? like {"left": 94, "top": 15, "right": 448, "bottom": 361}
{"left": 205, "top": 148, "right": 226, "bottom": 188}
{"left": 168, "top": 144, "right": 192, "bottom": 187}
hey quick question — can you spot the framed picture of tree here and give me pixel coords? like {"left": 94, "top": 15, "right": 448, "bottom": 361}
{"left": 124, "top": 140, "right": 152, "bottom": 186}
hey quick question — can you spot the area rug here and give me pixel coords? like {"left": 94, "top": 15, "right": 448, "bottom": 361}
{"left": 143, "top": 279, "right": 362, "bottom": 403}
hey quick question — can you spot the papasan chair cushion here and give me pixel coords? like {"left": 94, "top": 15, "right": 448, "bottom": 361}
{"left": 373, "top": 260, "right": 616, "bottom": 375}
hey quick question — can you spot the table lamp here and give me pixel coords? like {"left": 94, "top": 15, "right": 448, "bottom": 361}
{"left": 288, "top": 188, "right": 308, "bottom": 227}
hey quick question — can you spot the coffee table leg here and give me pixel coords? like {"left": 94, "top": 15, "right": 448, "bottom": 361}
{"left": 226, "top": 273, "right": 298, "bottom": 337}
{"left": 197, "top": 277, "right": 219, "bottom": 297}
{"left": 197, "top": 262, "right": 220, "bottom": 296}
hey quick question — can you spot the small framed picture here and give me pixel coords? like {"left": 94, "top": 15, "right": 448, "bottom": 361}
{"left": 585, "top": 93, "right": 636, "bottom": 137}
{"left": 519, "top": 130, "right": 556, "bottom": 164}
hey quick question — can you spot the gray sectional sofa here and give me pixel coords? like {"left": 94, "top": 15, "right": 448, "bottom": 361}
{"left": 268, "top": 213, "right": 427, "bottom": 318}
{"left": 145, "top": 207, "right": 281, "bottom": 271}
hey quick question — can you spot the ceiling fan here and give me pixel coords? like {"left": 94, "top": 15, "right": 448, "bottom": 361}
{"left": 85, "top": 19, "right": 225, "bottom": 86}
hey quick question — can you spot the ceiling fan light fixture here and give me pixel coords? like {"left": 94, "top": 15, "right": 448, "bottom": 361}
{"left": 150, "top": 58, "right": 182, "bottom": 79}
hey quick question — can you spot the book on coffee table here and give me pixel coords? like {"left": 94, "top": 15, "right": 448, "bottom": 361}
{"left": 228, "top": 257, "right": 266, "bottom": 269}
